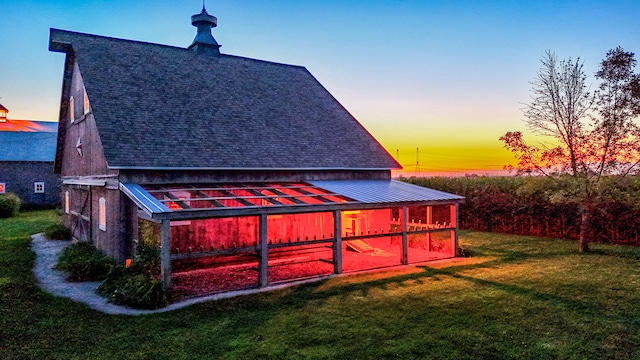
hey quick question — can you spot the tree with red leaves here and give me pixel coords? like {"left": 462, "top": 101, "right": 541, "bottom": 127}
{"left": 501, "top": 48, "right": 640, "bottom": 252}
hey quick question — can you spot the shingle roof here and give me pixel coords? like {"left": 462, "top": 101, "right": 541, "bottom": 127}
{"left": 49, "top": 29, "right": 401, "bottom": 170}
{"left": 0, "top": 132, "right": 57, "bottom": 161}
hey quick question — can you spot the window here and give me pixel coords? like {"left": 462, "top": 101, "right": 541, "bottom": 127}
{"left": 65, "top": 191, "right": 69, "bottom": 214}
{"left": 0, "top": 183, "right": 5, "bottom": 194}
{"left": 99, "top": 197, "right": 106, "bottom": 231}
{"left": 34, "top": 182, "right": 45, "bottom": 194}
{"left": 83, "top": 86, "right": 90, "bottom": 114}
{"left": 69, "top": 96, "right": 75, "bottom": 123}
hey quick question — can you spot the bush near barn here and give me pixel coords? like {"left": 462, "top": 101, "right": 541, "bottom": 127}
{"left": 0, "top": 193, "right": 21, "bottom": 218}
{"left": 402, "top": 176, "right": 640, "bottom": 246}
{"left": 97, "top": 240, "right": 168, "bottom": 310}
{"left": 44, "top": 223, "right": 72, "bottom": 240}
{"left": 55, "top": 242, "right": 116, "bottom": 282}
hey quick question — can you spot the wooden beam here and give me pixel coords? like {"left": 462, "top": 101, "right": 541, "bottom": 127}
{"left": 169, "top": 238, "right": 335, "bottom": 260}
{"left": 333, "top": 210, "right": 342, "bottom": 274}
{"left": 244, "top": 188, "right": 283, "bottom": 205}
{"left": 259, "top": 213, "right": 268, "bottom": 287}
{"left": 266, "top": 187, "right": 307, "bottom": 204}
{"left": 401, "top": 206, "right": 408, "bottom": 265}
{"left": 150, "top": 200, "right": 456, "bottom": 221}
{"left": 267, "top": 238, "right": 334, "bottom": 248}
{"left": 160, "top": 219, "right": 171, "bottom": 289}
{"left": 162, "top": 190, "right": 192, "bottom": 209}
{"left": 292, "top": 187, "right": 334, "bottom": 203}
{"left": 218, "top": 189, "right": 255, "bottom": 207}
{"left": 453, "top": 203, "right": 459, "bottom": 256}
{"left": 171, "top": 246, "right": 260, "bottom": 260}
{"left": 193, "top": 189, "right": 225, "bottom": 208}
{"left": 426, "top": 206, "right": 432, "bottom": 251}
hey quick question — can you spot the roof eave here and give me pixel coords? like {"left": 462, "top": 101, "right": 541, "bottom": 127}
{"left": 110, "top": 166, "right": 400, "bottom": 171}
{"left": 49, "top": 28, "right": 73, "bottom": 53}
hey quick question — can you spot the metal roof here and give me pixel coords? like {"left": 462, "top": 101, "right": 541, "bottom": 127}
{"left": 0, "top": 132, "right": 57, "bottom": 161}
{"left": 120, "top": 183, "right": 170, "bottom": 215}
{"left": 121, "top": 180, "right": 463, "bottom": 220}
{"left": 308, "top": 179, "right": 464, "bottom": 203}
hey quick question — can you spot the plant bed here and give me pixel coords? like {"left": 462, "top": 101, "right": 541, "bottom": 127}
{"left": 44, "top": 223, "right": 71, "bottom": 240}
{"left": 55, "top": 242, "right": 115, "bottom": 281}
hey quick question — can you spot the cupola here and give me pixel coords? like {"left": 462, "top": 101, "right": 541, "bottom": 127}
{"left": 188, "top": 3, "right": 221, "bottom": 56}
{"left": 0, "top": 103, "right": 8, "bottom": 123}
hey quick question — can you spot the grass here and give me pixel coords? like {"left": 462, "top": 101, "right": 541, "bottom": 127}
{"left": 2, "top": 210, "right": 640, "bottom": 359}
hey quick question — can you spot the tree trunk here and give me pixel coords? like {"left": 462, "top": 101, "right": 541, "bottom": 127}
{"left": 579, "top": 206, "right": 591, "bottom": 252}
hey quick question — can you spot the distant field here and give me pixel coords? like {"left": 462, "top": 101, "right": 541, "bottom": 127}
{"left": 1, "top": 210, "right": 639, "bottom": 359}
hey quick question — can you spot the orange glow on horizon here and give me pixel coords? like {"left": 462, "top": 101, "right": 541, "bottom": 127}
{"left": 0, "top": 119, "right": 54, "bottom": 132}
{"left": 360, "top": 110, "right": 522, "bottom": 176}
{"left": 382, "top": 143, "right": 517, "bottom": 177}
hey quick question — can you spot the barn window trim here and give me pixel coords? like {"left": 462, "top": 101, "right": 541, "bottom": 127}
{"left": 69, "top": 96, "right": 75, "bottom": 123}
{"left": 34, "top": 182, "right": 45, "bottom": 194}
{"left": 83, "top": 86, "right": 90, "bottom": 115}
{"left": 99, "top": 197, "right": 106, "bottom": 231}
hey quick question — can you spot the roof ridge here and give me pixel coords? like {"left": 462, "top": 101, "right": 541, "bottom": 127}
{"left": 220, "top": 53, "right": 307, "bottom": 70}
{"left": 50, "top": 28, "right": 187, "bottom": 52}
{"left": 49, "top": 28, "right": 308, "bottom": 70}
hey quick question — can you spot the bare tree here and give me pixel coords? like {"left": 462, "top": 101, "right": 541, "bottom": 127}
{"left": 501, "top": 49, "right": 640, "bottom": 252}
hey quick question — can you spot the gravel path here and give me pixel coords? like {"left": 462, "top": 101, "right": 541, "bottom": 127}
{"left": 31, "top": 233, "right": 326, "bottom": 315}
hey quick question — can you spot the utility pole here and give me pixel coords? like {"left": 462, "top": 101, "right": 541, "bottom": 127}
{"left": 415, "top": 147, "right": 421, "bottom": 176}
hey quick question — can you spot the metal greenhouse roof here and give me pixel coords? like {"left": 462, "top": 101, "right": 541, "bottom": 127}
{"left": 121, "top": 180, "right": 463, "bottom": 220}
{"left": 308, "top": 180, "right": 465, "bottom": 203}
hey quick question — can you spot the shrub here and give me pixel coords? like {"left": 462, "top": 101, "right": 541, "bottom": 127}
{"left": 98, "top": 269, "right": 167, "bottom": 310}
{"left": 97, "top": 242, "right": 167, "bottom": 309}
{"left": 0, "top": 193, "right": 21, "bottom": 218}
{"left": 55, "top": 242, "right": 116, "bottom": 281}
{"left": 44, "top": 223, "right": 72, "bottom": 240}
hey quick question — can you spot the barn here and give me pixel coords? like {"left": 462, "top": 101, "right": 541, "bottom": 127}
{"left": 49, "top": 6, "right": 464, "bottom": 295}
{"left": 0, "top": 104, "right": 59, "bottom": 208}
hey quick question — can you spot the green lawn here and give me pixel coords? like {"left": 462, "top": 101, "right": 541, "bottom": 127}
{"left": 1, "top": 210, "right": 640, "bottom": 359}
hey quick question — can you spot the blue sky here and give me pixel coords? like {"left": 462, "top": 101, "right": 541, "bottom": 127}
{"left": 1, "top": 1, "right": 638, "bottom": 174}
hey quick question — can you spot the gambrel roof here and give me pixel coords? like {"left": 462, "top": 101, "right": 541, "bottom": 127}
{"left": 49, "top": 29, "right": 401, "bottom": 171}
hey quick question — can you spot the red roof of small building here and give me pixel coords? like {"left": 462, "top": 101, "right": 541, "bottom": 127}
{"left": 0, "top": 119, "right": 58, "bottom": 132}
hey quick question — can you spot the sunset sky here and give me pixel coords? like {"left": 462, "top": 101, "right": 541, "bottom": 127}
{"left": 1, "top": 1, "right": 639, "bottom": 175}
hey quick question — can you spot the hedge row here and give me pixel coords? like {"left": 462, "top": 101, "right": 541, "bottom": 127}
{"left": 402, "top": 176, "right": 640, "bottom": 246}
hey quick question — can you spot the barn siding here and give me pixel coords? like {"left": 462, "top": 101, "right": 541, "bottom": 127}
{"left": 0, "top": 161, "right": 59, "bottom": 207}
{"left": 60, "top": 61, "right": 116, "bottom": 178}
{"left": 58, "top": 61, "right": 123, "bottom": 260}
{"left": 90, "top": 186, "right": 124, "bottom": 261}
